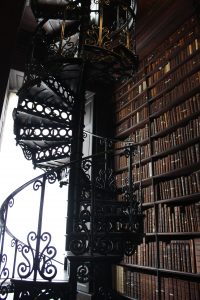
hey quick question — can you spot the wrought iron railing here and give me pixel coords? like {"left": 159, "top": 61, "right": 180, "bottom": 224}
{"left": 0, "top": 135, "right": 143, "bottom": 299}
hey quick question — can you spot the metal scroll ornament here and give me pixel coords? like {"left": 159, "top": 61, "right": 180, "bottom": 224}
{"left": 0, "top": 254, "right": 10, "bottom": 300}
{"left": 17, "top": 231, "right": 57, "bottom": 281}
{"left": 77, "top": 263, "right": 90, "bottom": 283}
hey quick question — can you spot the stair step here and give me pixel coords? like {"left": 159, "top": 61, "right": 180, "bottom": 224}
{"left": 15, "top": 104, "right": 71, "bottom": 126}
{"left": 14, "top": 123, "right": 72, "bottom": 141}
{"left": 18, "top": 141, "right": 71, "bottom": 167}
{"left": 36, "top": 157, "right": 70, "bottom": 169}
{"left": 19, "top": 79, "right": 75, "bottom": 110}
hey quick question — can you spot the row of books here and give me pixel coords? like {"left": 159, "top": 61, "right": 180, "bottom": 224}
{"left": 115, "top": 34, "right": 200, "bottom": 114}
{"left": 116, "top": 64, "right": 200, "bottom": 127}
{"left": 114, "top": 16, "right": 199, "bottom": 117}
{"left": 114, "top": 69, "right": 145, "bottom": 102}
{"left": 158, "top": 203, "right": 200, "bottom": 233}
{"left": 116, "top": 115, "right": 149, "bottom": 138}
{"left": 124, "top": 239, "right": 157, "bottom": 267}
{"left": 121, "top": 238, "right": 200, "bottom": 273}
{"left": 116, "top": 84, "right": 200, "bottom": 138}
{"left": 157, "top": 172, "right": 200, "bottom": 200}
{"left": 147, "top": 36, "right": 200, "bottom": 87}
{"left": 150, "top": 78, "right": 199, "bottom": 116}
{"left": 151, "top": 95, "right": 200, "bottom": 135}
{"left": 154, "top": 143, "right": 200, "bottom": 175}
{"left": 112, "top": 265, "right": 158, "bottom": 299}
{"left": 116, "top": 91, "right": 147, "bottom": 121}
{"left": 144, "top": 207, "right": 155, "bottom": 233}
{"left": 153, "top": 116, "right": 200, "bottom": 154}
{"left": 115, "top": 166, "right": 146, "bottom": 188}
{"left": 116, "top": 146, "right": 199, "bottom": 186}
{"left": 116, "top": 119, "right": 200, "bottom": 168}
{"left": 159, "top": 239, "right": 200, "bottom": 273}
{"left": 116, "top": 107, "right": 149, "bottom": 135}
{"left": 113, "top": 265, "right": 200, "bottom": 299}
{"left": 115, "top": 90, "right": 148, "bottom": 114}
{"left": 130, "top": 106, "right": 149, "bottom": 127}
{"left": 117, "top": 104, "right": 149, "bottom": 126}
{"left": 149, "top": 52, "right": 200, "bottom": 99}
{"left": 129, "top": 124, "right": 149, "bottom": 143}
{"left": 160, "top": 276, "right": 200, "bottom": 300}
{"left": 115, "top": 114, "right": 199, "bottom": 170}
{"left": 145, "top": 15, "right": 199, "bottom": 72}
{"left": 116, "top": 185, "right": 153, "bottom": 203}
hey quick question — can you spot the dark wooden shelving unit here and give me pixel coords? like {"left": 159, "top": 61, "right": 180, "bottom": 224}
{"left": 112, "top": 11, "right": 200, "bottom": 300}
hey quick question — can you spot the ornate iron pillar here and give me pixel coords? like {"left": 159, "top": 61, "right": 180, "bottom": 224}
{"left": 66, "top": 62, "right": 87, "bottom": 253}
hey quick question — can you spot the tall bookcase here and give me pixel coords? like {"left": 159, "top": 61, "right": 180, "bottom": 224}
{"left": 112, "top": 13, "right": 200, "bottom": 300}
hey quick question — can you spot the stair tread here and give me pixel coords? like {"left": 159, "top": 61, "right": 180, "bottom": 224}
{"left": 19, "top": 79, "right": 75, "bottom": 110}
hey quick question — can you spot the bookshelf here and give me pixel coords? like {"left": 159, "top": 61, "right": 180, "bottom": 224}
{"left": 112, "top": 13, "right": 200, "bottom": 300}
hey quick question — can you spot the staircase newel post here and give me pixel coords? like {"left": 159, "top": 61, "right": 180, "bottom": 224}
{"left": 66, "top": 61, "right": 86, "bottom": 254}
{"left": 33, "top": 174, "right": 46, "bottom": 281}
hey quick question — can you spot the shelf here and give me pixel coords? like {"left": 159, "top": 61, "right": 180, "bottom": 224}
{"left": 151, "top": 135, "right": 200, "bottom": 159}
{"left": 151, "top": 112, "right": 200, "bottom": 140}
{"left": 145, "top": 232, "right": 200, "bottom": 238}
{"left": 154, "top": 193, "right": 200, "bottom": 205}
{"left": 147, "top": 47, "right": 200, "bottom": 91}
{"left": 149, "top": 85, "right": 200, "bottom": 119}
{"left": 116, "top": 102, "right": 148, "bottom": 125}
{"left": 116, "top": 117, "right": 149, "bottom": 138}
{"left": 147, "top": 61, "right": 200, "bottom": 103}
{"left": 143, "top": 20, "right": 200, "bottom": 73}
{"left": 118, "top": 262, "right": 200, "bottom": 279}
{"left": 113, "top": 13, "right": 200, "bottom": 300}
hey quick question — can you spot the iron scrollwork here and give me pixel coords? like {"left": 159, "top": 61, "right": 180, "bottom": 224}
{"left": 77, "top": 263, "right": 90, "bottom": 283}
{"left": 17, "top": 231, "right": 57, "bottom": 281}
{"left": 0, "top": 254, "right": 10, "bottom": 300}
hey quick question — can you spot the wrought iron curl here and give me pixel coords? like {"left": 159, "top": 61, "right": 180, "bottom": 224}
{"left": 8, "top": 197, "right": 14, "bottom": 208}
{"left": 38, "top": 232, "right": 57, "bottom": 280}
{"left": 17, "top": 231, "right": 36, "bottom": 279}
{"left": 94, "top": 237, "right": 114, "bottom": 255}
{"left": 46, "top": 171, "right": 57, "bottom": 184}
{"left": 124, "top": 239, "right": 137, "bottom": 256}
{"left": 79, "top": 205, "right": 91, "bottom": 222}
{"left": 96, "top": 168, "right": 116, "bottom": 191}
{"left": 33, "top": 179, "right": 43, "bottom": 191}
{"left": 81, "top": 159, "right": 92, "bottom": 173}
{"left": 0, "top": 285, "right": 9, "bottom": 300}
{"left": 77, "top": 263, "right": 90, "bottom": 283}
{"left": 69, "top": 235, "right": 88, "bottom": 255}
{"left": 19, "top": 143, "right": 33, "bottom": 161}
{"left": 0, "top": 254, "right": 9, "bottom": 287}
{"left": 11, "top": 239, "right": 23, "bottom": 252}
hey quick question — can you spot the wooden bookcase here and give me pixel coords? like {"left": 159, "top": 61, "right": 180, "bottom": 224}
{"left": 112, "top": 13, "right": 200, "bottom": 300}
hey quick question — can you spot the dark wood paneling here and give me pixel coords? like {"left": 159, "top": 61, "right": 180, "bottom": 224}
{"left": 136, "top": 0, "right": 196, "bottom": 59}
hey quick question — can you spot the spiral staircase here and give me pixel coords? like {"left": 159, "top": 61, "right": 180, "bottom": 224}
{"left": 0, "top": 1, "right": 142, "bottom": 299}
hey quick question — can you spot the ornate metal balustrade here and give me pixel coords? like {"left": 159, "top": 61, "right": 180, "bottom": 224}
{"left": 0, "top": 171, "right": 67, "bottom": 299}
{"left": 0, "top": 136, "right": 143, "bottom": 299}
{"left": 8, "top": 1, "right": 141, "bottom": 299}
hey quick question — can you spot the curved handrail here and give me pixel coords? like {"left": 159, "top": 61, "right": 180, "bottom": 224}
{"left": 0, "top": 138, "right": 138, "bottom": 250}
{"left": 0, "top": 131, "right": 140, "bottom": 287}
